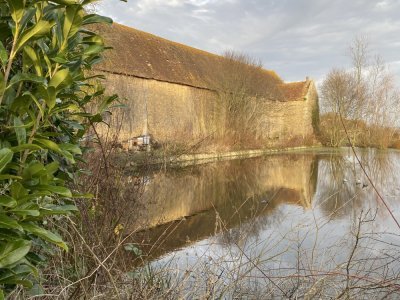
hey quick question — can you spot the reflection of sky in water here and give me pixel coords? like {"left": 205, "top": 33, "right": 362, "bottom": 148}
{"left": 136, "top": 149, "right": 400, "bottom": 296}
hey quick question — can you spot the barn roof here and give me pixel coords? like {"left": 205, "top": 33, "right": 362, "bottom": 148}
{"left": 94, "top": 23, "right": 310, "bottom": 101}
{"left": 280, "top": 81, "right": 311, "bottom": 101}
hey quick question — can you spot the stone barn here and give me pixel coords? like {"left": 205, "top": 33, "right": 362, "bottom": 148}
{"left": 93, "top": 23, "right": 319, "bottom": 150}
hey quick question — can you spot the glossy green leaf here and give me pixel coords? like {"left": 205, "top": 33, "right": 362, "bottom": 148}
{"left": 44, "top": 162, "right": 59, "bottom": 175}
{"left": 23, "top": 46, "right": 42, "bottom": 76}
{"left": 11, "top": 209, "right": 40, "bottom": 217}
{"left": 22, "top": 91, "right": 44, "bottom": 117}
{"left": 0, "top": 229, "right": 20, "bottom": 241}
{"left": 18, "top": 193, "right": 48, "bottom": 203}
{"left": 21, "top": 223, "right": 68, "bottom": 251}
{"left": 13, "top": 116, "right": 26, "bottom": 145}
{"left": 82, "top": 0, "right": 100, "bottom": 5}
{"left": 99, "top": 94, "right": 118, "bottom": 112}
{"left": 82, "top": 35, "right": 104, "bottom": 45}
{"left": 0, "top": 264, "right": 35, "bottom": 287}
{"left": 0, "top": 72, "right": 5, "bottom": 98}
{"left": 89, "top": 113, "right": 103, "bottom": 123}
{"left": 5, "top": 0, "right": 24, "bottom": 24}
{"left": 34, "top": 185, "right": 72, "bottom": 197}
{"left": 19, "top": 7, "right": 37, "bottom": 33}
{"left": 61, "top": 5, "right": 83, "bottom": 50}
{"left": 9, "top": 94, "right": 32, "bottom": 114}
{"left": 0, "top": 196, "right": 17, "bottom": 208}
{"left": 0, "top": 41, "right": 8, "bottom": 67}
{"left": 23, "top": 161, "right": 45, "bottom": 179}
{"left": 59, "top": 143, "right": 82, "bottom": 155}
{"left": 83, "top": 44, "right": 104, "bottom": 57}
{"left": 0, "top": 240, "right": 31, "bottom": 268}
{"left": 40, "top": 204, "right": 78, "bottom": 215}
{"left": 50, "top": 0, "right": 79, "bottom": 5}
{"left": 11, "top": 144, "right": 42, "bottom": 153}
{"left": 8, "top": 73, "right": 47, "bottom": 88}
{"left": 33, "top": 138, "right": 62, "bottom": 153}
{"left": 0, "top": 277, "right": 32, "bottom": 288}
{"left": 50, "top": 56, "right": 68, "bottom": 64}
{"left": 0, "top": 175, "right": 22, "bottom": 180}
{"left": 10, "top": 182, "right": 28, "bottom": 200}
{"left": 38, "top": 86, "right": 56, "bottom": 111}
{"left": 15, "top": 20, "right": 55, "bottom": 54}
{"left": 0, "top": 214, "right": 23, "bottom": 231}
{"left": 63, "top": 120, "right": 84, "bottom": 130}
{"left": 41, "top": 49, "right": 53, "bottom": 75}
{"left": 49, "top": 69, "right": 72, "bottom": 90}
{"left": 0, "top": 148, "right": 13, "bottom": 174}
{"left": 82, "top": 14, "right": 113, "bottom": 26}
{"left": 61, "top": 150, "right": 75, "bottom": 163}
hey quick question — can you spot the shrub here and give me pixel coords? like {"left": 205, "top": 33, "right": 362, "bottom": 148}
{"left": 0, "top": 0, "right": 116, "bottom": 297}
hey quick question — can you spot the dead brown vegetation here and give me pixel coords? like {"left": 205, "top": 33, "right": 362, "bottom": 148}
{"left": 209, "top": 51, "right": 280, "bottom": 148}
{"left": 320, "top": 36, "right": 400, "bottom": 149}
{"left": 319, "top": 113, "right": 400, "bottom": 149}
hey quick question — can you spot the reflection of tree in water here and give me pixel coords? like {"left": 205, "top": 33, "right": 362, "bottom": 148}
{"left": 217, "top": 204, "right": 287, "bottom": 246}
{"left": 358, "top": 149, "right": 397, "bottom": 189}
{"left": 314, "top": 150, "right": 399, "bottom": 220}
{"left": 315, "top": 154, "right": 365, "bottom": 219}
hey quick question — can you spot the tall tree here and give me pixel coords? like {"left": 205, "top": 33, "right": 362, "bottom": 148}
{"left": 320, "top": 37, "right": 400, "bottom": 147}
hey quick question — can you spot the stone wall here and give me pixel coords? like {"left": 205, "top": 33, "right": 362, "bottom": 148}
{"left": 98, "top": 71, "right": 319, "bottom": 149}
{"left": 99, "top": 72, "right": 217, "bottom": 143}
{"left": 258, "top": 80, "right": 318, "bottom": 141}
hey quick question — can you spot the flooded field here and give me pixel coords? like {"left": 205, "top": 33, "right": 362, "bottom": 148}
{"left": 126, "top": 149, "right": 400, "bottom": 298}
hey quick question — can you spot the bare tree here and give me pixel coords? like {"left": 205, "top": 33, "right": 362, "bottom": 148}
{"left": 211, "top": 51, "right": 283, "bottom": 147}
{"left": 320, "top": 69, "right": 357, "bottom": 146}
{"left": 320, "top": 36, "right": 400, "bottom": 148}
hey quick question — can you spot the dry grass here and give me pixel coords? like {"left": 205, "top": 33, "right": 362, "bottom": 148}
{"left": 319, "top": 113, "right": 399, "bottom": 149}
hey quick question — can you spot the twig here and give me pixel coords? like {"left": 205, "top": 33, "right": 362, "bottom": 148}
{"left": 337, "top": 108, "right": 400, "bottom": 230}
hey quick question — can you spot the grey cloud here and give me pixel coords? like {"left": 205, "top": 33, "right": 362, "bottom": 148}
{"left": 97, "top": 0, "right": 400, "bottom": 83}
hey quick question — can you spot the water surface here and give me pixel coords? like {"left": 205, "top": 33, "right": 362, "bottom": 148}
{"left": 128, "top": 149, "right": 400, "bottom": 298}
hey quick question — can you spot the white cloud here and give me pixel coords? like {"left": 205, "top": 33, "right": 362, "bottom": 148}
{"left": 136, "top": 0, "right": 184, "bottom": 14}
{"left": 376, "top": 0, "right": 390, "bottom": 10}
{"left": 187, "top": 0, "right": 211, "bottom": 6}
{"left": 191, "top": 8, "right": 212, "bottom": 21}
{"left": 97, "top": 0, "right": 400, "bottom": 82}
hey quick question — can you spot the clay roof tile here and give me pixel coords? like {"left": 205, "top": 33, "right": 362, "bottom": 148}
{"left": 93, "top": 23, "right": 310, "bottom": 101}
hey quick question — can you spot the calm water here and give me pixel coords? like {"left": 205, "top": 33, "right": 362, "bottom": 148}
{"left": 128, "top": 149, "right": 400, "bottom": 298}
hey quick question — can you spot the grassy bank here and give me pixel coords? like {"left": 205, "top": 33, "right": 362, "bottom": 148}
{"left": 111, "top": 144, "right": 324, "bottom": 171}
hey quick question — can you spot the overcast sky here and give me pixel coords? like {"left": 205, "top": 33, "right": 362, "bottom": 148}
{"left": 96, "top": 0, "right": 400, "bottom": 83}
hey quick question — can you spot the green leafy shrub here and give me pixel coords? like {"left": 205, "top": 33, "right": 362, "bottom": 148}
{"left": 0, "top": 0, "right": 116, "bottom": 296}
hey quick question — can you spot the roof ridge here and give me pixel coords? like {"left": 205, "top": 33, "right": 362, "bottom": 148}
{"left": 94, "top": 23, "right": 311, "bottom": 101}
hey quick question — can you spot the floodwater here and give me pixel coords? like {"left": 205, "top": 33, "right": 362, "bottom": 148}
{"left": 128, "top": 149, "right": 400, "bottom": 298}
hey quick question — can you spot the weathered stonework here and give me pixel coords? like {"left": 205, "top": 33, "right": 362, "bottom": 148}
{"left": 94, "top": 23, "right": 319, "bottom": 149}
{"left": 97, "top": 72, "right": 217, "bottom": 142}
